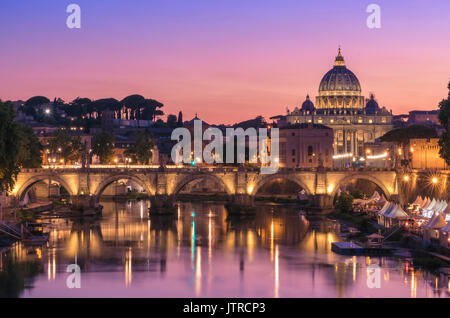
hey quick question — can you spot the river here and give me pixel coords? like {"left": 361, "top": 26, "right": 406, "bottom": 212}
{"left": 0, "top": 200, "right": 448, "bottom": 298}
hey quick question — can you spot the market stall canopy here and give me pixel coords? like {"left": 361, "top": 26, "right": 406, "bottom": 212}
{"left": 424, "top": 213, "right": 447, "bottom": 229}
{"left": 370, "top": 191, "right": 381, "bottom": 201}
{"left": 377, "top": 195, "right": 387, "bottom": 205}
{"left": 366, "top": 233, "right": 384, "bottom": 239}
{"left": 440, "top": 221, "right": 450, "bottom": 233}
{"left": 412, "top": 196, "right": 423, "bottom": 205}
{"left": 421, "top": 197, "right": 431, "bottom": 209}
{"left": 379, "top": 202, "right": 392, "bottom": 214}
{"left": 385, "top": 204, "right": 408, "bottom": 219}
{"left": 442, "top": 202, "right": 450, "bottom": 214}
{"left": 427, "top": 199, "right": 437, "bottom": 211}
{"left": 439, "top": 201, "right": 448, "bottom": 213}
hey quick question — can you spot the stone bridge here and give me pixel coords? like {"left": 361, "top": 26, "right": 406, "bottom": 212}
{"left": 10, "top": 166, "right": 401, "bottom": 212}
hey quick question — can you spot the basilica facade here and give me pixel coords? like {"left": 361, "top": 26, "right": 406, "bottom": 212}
{"left": 276, "top": 49, "right": 393, "bottom": 158}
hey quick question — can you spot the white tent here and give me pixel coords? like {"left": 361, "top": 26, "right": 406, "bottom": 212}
{"left": 382, "top": 203, "right": 397, "bottom": 216}
{"left": 442, "top": 202, "right": 450, "bottom": 215}
{"left": 420, "top": 197, "right": 430, "bottom": 209}
{"left": 426, "top": 199, "right": 437, "bottom": 211}
{"left": 412, "top": 196, "right": 423, "bottom": 205}
{"left": 436, "top": 201, "right": 448, "bottom": 213}
{"left": 440, "top": 221, "right": 450, "bottom": 233}
{"left": 378, "top": 202, "right": 392, "bottom": 214}
{"left": 370, "top": 191, "right": 381, "bottom": 201}
{"left": 385, "top": 204, "right": 408, "bottom": 219}
{"left": 377, "top": 195, "right": 387, "bottom": 205}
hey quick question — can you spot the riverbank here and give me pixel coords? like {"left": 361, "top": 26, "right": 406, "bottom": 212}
{"left": 327, "top": 210, "right": 450, "bottom": 271}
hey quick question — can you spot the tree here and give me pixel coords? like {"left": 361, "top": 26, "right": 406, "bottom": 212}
{"left": 0, "top": 101, "right": 22, "bottom": 191}
{"left": 17, "top": 125, "right": 43, "bottom": 168}
{"left": 177, "top": 111, "right": 183, "bottom": 127}
{"left": 24, "top": 96, "right": 50, "bottom": 107}
{"left": 121, "top": 94, "right": 145, "bottom": 121}
{"left": 92, "top": 131, "right": 115, "bottom": 164}
{"left": 89, "top": 98, "right": 120, "bottom": 119}
{"left": 141, "top": 99, "right": 164, "bottom": 121}
{"left": 380, "top": 125, "right": 437, "bottom": 145}
{"left": 438, "top": 81, "right": 450, "bottom": 165}
{"left": 336, "top": 192, "right": 354, "bottom": 213}
{"left": 124, "top": 132, "right": 155, "bottom": 164}
{"left": 48, "top": 129, "right": 83, "bottom": 164}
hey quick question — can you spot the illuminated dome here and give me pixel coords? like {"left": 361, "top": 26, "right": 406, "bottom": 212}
{"left": 301, "top": 95, "right": 315, "bottom": 112}
{"left": 319, "top": 49, "right": 361, "bottom": 93}
{"left": 316, "top": 48, "right": 365, "bottom": 109}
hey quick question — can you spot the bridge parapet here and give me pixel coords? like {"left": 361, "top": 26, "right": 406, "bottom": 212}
{"left": 11, "top": 166, "right": 401, "bottom": 213}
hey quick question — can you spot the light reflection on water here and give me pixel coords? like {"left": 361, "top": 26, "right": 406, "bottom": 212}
{"left": 0, "top": 200, "right": 448, "bottom": 298}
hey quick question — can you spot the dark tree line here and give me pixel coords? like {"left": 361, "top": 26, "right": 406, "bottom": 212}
{"left": 0, "top": 101, "right": 43, "bottom": 191}
{"left": 22, "top": 94, "right": 165, "bottom": 131}
{"left": 438, "top": 81, "right": 450, "bottom": 165}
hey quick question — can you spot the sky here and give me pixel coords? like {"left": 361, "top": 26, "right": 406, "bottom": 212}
{"left": 0, "top": 0, "right": 449, "bottom": 124}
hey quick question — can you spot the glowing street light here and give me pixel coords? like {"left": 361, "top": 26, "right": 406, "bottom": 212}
{"left": 432, "top": 177, "right": 438, "bottom": 184}
{"left": 403, "top": 175, "right": 409, "bottom": 182}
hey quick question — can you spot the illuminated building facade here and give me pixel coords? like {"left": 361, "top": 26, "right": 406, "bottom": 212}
{"left": 408, "top": 138, "right": 449, "bottom": 170}
{"left": 277, "top": 49, "right": 394, "bottom": 158}
{"left": 279, "top": 123, "right": 334, "bottom": 168}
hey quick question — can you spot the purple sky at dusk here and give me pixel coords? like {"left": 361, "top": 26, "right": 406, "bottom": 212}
{"left": 1, "top": 0, "right": 449, "bottom": 124}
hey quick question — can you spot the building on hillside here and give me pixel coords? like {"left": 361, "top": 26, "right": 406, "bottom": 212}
{"left": 278, "top": 123, "right": 333, "bottom": 169}
{"left": 408, "top": 110, "right": 440, "bottom": 126}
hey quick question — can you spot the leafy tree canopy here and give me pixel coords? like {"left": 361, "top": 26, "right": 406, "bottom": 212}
{"left": 121, "top": 94, "right": 145, "bottom": 107}
{"left": 25, "top": 96, "right": 50, "bottom": 107}
{"left": 92, "top": 131, "right": 115, "bottom": 164}
{"left": 48, "top": 129, "right": 83, "bottom": 164}
{"left": 438, "top": 81, "right": 450, "bottom": 165}
{"left": 124, "top": 131, "right": 155, "bottom": 164}
{"left": 0, "top": 101, "right": 22, "bottom": 191}
{"left": 336, "top": 192, "right": 354, "bottom": 213}
{"left": 17, "top": 125, "right": 43, "bottom": 168}
{"left": 167, "top": 114, "right": 177, "bottom": 128}
{"left": 90, "top": 98, "right": 121, "bottom": 113}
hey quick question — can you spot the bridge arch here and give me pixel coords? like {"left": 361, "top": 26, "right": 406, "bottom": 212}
{"left": 172, "top": 173, "right": 233, "bottom": 195}
{"left": 251, "top": 174, "right": 313, "bottom": 196}
{"left": 94, "top": 174, "right": 155, "bottom": 202}
{"left": 330, "top": 173, "right": 392, "bottom": 199}
{"left": 15, "top": 174, "right": 75, "bottom": 201}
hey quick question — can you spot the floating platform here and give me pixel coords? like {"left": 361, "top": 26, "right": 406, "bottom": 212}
{"left": 331, "top": 242, "right": 393, "bottom": 256}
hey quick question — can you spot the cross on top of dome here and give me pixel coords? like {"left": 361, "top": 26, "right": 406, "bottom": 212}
{"left": 334, "top": 47, "right": 345, "bottom": 67}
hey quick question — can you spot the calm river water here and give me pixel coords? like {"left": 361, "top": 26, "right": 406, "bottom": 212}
{"left": 0, "top": 200, "right": 448, "bottom": 298}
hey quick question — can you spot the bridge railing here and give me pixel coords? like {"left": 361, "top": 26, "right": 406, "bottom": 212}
{"left": 20, "top": 165, "right": 400, "bottom": 174}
